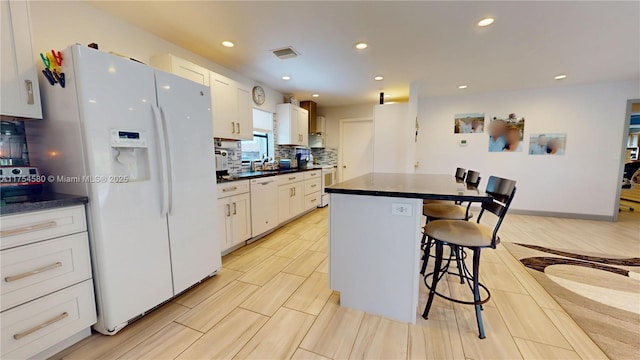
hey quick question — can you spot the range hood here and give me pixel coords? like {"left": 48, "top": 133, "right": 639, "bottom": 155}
{"left": 309, "top": 116, "right": 326, "bottom": 148}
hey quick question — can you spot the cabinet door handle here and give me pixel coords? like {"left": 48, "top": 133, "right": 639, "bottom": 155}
{"left": 25, "top": 80, "right": 34, "bottom": 105}
{"left": 293, "top": 187, "right": 296, "bottom": 196}
{"left": 0, "top": 221, "right": 57, "bottom": 237}
{"left": 237, "top": 123, "right": 241, "bottom": 134}
{"left": 222, "top": 186, "right": 238, "bottom": 192}
{"left": 13, "top": 312, "right": 69, "bottom": 340}
{"left": 288, "top": 177, "right": 296, "bottom": 181}
{"left": 289, "top": 188, "right": 293, "bottom": 197}
{"left": 5, "top": 262, "right": 63, "bottom": 283}
{"left": 231, "top": 122, "right": 236, "bottom": 134}
{"left": 226, "top": 204, "right": 231, "bottom": 217}
{"left": 232, "top": 202, "right": 237, "bottom": 215}
{"left": 311, "top": 184, "right": 317, "bottom": 188}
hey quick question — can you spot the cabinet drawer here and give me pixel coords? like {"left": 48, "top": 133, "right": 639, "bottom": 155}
{"left": 305, "top": 179, "right": 322, "bottom": 195}
{"left": 217, "top": 180, "right": 249, "bottom": 198}
{"left": 304, "top": 193, "right": 321, "bottom": 211}
{"left": 1, "top": 280, "right": 96, "bottom": 359}
{"left": 304, "top": 170, "right": 321, "bottom": 180}
{"left": 277, "top": 173, "right": 303, "bottom": 186}
{"left": 0, "top": 205, "right": 86, "bottom": 250}
{"left": 1, "top": 233, "right": 92, "bottom": 312}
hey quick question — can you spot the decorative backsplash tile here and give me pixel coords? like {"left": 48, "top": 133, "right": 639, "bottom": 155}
{"left": 311, "top": 147, "right": 338, "bottom": 166}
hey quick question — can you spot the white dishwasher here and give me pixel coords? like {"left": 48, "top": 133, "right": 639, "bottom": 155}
{"left": 250, "top": 177, "right": 279, "bottom": 237}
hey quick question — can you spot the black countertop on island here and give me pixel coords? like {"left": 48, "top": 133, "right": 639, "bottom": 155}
{"left": 217, "top": 166, "right": 327, "bottom": 183}
{"left": 1, "top": 193, "right": 89, "bottom": 216}
{"left": 326, "top": 173, "right": 490, "bottom": 202}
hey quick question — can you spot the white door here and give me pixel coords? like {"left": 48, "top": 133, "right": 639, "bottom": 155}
{"left": 340, "top": 119, "right": 374, "bottom": 181}
{"left": 230, "top": 193, "right": 251, "bottom": 246}
{"left": 71, "top": 46, "right": 174, "bottom": 331}
{"left": 155, "top": 70, "right": 220, "bottom": 294}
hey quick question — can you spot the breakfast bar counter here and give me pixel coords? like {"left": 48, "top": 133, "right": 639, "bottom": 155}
{"left": 325, "top": 173, "right": 488, "bottom": 323}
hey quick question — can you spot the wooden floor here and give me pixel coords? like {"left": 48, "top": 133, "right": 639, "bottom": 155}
{"left": 51, "top": 207, "right": 639, "bottom": 360}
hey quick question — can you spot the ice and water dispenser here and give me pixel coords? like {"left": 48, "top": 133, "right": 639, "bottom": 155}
{"left": 109, "top": 129, "right": 150, "bottom": 181}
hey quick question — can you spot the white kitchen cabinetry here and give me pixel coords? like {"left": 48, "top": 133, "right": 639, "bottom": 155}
{"left": 217, "top": 181, "right": 252, "bottom": 252}
{"left": 150, "top": 54, "right": 210, "bottom": 86}
{"left": 277, "top": 173, "right": 305, "bottom": 223}
{"left": 1, "top": 0, "right": 42, "bottom": 119}
{"left": 276, "top": 103, "right": 308, "bottom": 146}
{"left": 303, "top": 170, "right": 322, "bottom": 211}
{"left": 0, "top": 205, "right": 96, "bottom": 359}
{"left": 211, "top": 72, "right": 253, "bottom": 140}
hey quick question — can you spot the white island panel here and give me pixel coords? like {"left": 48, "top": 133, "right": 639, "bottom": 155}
{"left": 329, "top": 193, "right": 422, "bottom": 323}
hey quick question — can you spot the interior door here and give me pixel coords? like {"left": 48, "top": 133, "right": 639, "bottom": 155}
{"left": 231, "top": 193, "right": 251, "bottom": 246}
{"left": 155, "top": 70, "right": 220, "bottom": 294}
{"left": 341, "top": 120, "right": 374, "bottom": 181}
{"left": 71, "top": 46, "right": 174, "bottom": 330}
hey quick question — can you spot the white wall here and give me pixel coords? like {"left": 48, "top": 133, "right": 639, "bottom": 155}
{"left": 318, "top": 103, "right": 375, "bottom": 148}
{"left": 28, "top": 1, "right": 282, "bottom": 113}
{"left": 373, "top": 103, "right": 409, "bottom": 173}
{"left": 416, "top": 81, "right": 640, "bottom": 217}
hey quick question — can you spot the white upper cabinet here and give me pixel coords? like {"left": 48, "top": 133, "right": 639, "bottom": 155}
{"left": 276, "top": 103, "right": 308, "bottom": 146}
{"left": 1, "top": 0, "right": 42, "bottom": 119}
{"left": 150, "top": 54, "right": 209, "bottom": 86}
{"left": 151, "top": 54, "right": 253, "bottom": 140}
{"left": 210, "top": 72, "right": 252, "bottom": 140}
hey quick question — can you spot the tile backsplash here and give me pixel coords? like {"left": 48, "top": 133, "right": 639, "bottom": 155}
{"left": 311, "top": 147, "right": 338, "bottom": 166}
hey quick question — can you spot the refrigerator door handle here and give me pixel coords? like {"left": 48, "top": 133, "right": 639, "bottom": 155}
{"left": 158, "top": 106, "right": 175, "bottom": 215}
{"left": 152, "top": 104, "right": 170, "bottom": 217}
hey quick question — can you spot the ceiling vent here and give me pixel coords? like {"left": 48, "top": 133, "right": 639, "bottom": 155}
{"left": 272, "top": 47, "right": 300, "bottom": 60}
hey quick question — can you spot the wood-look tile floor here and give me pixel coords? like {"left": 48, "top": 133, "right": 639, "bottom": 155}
{"left": 53, "top": 207, "right": 632, "bottom": 360}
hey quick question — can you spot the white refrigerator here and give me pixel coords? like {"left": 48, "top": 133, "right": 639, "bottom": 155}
{"left": 26, "top": 45, "right": 220, "bottom": 334}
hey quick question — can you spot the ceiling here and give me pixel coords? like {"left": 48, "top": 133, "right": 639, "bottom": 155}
{"left": 88, "top": 1, "right": 639, "bottom": 107}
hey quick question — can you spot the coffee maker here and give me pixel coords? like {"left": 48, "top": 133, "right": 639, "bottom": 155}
{"left": 295, "top": 148, "right": 310, "bottom": 169}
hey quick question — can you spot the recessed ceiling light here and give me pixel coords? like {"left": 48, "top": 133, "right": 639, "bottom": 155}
{"left": 554, "top": 74, "right": 567, "bottom": 80}
{"left": 282, "top": 75, "right": 291, "bottom": 80}
{"left": 477, "top": 18, "right": 494, "bottom": 27}
{"left": 374, "top": 76, "right": 384, "bottom": 81}
{"left": 312, "top": 93, "right": 319, "bottom": 98}
{"left": 478, "top": 18, "right": 495, "bottom": 26}
{"left": 354, "top": 42, "right": 368, "bottom": 50}
{"left": 458, "top": 85, "right": 468, "bottom": 89}
{"left": 221, "top": 41, "right": 235, "bottom": 48}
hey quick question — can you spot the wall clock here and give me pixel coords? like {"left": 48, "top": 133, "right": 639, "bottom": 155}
{"left": 252, "top": 86, "right": 266, "bottom": 105}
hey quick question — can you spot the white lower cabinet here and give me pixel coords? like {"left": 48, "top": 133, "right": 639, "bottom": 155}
{"left": 304, "top": 170, "right": 322, "bottom": 211}
{"left": 217, "top": 181, "right": 252, "bottom": 252}
{"left": 0, "top": 205, "right": 95, "bottom": 360}
{"left": 277, "top": 175, "right": 305, "bottom": 224}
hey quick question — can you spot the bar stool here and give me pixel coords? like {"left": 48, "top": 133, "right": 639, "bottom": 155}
{"left": 422, "top": 176, "right": 516, "bottom": 339}
{"left": 420, "top": 170, "right": 482, "bottom": 277}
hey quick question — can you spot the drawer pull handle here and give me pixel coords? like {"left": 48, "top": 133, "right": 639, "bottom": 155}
{"left": 5, "top": 262, "right": 63, "bottom": 283}
{"left": 222, "top": 186, "right": 238, "bottom": 192}
{"left": 13, "top": 312, "right": 69, "bottom": 340}
{"left": 288, "top": 177, "right": 296, "bottom": 180}
{"left": 311, "top": 184, "right": 317, "bottom": 187}
{"left": 0, "top": 221, "right": 57, "bottom": 237}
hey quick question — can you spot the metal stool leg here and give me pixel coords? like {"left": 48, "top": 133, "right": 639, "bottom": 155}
{"left": 472, "top": 248, "right": 486, "bottom": 339}
{"left": 422, "top": 241, "right": 444, "bottom": 320}
{"left": 420, "top": 236, "right": 433, "bottom": 275}
{"left": 454, "top": 245, "right": 465, "bottom": 284}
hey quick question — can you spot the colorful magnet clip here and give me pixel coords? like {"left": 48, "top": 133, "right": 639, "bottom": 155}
{"left": 42, "top": 68, "right": 55, "bottom": 85}
{"left": 58, "top": 72, "right": 65, "bottom": 88}
{"left": 53, "top": 70, "right": 65, "bottom": 88}
{"left": 40, "top": 53, "right": 50, "bottom": 69}
{"left": 46, "top": 53, "right": 59, "bottom": 72}
{"left": 51, "top": 50, "right": 63, "bottom": 67}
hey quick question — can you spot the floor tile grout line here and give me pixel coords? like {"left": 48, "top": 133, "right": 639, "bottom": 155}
{"left": 170, "top": 322, "right": 204, "bottom": 360}
{"left": 511, "top": 335, "right": 584, "bottom": 355}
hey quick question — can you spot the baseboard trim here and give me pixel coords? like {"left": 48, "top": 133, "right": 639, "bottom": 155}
{"left": 506, "top": 209, "right": 614, "bottom": 221}
{"left": 467, "top": 206, "right": 615, "bottom": 221}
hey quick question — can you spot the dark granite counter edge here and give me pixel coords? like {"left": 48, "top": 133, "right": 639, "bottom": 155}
{"left": 325, "top": 188, "right": 489, "bottom": 202}
{"left": 217, "top": 167, "right": 325, "bottom": 183}
{"left": 1, "top": 194, "right": 89, "bottom": 216}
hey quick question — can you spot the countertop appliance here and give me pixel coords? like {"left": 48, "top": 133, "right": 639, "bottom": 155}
{"left": 319, "top": 165, "right": 337, "bottom": 207}
{"left": 0, "top": 121, "right": 29, "bottom": 166}
{"left": 0, "top": 166, "right": 44, "bottom": 202}
{"left": 215, "top": 149, "right": 229, "bottom": 177}
{"left": 250, "top": 177, "right": 278, "bottom": 236}
{"left": 25, "top": 45, "right": 220, "bottom": 335}
{"left": 295, "top": 148, "right": 310, "bottom": 169}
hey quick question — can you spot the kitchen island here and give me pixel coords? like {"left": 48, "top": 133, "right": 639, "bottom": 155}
{"left": 325, "top": 173, "right": 489, "bottom": 323}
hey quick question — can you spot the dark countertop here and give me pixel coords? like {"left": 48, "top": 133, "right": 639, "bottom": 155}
{"left": 217, "top": 166, "right": 327, "bottom": 183}
{"left": 1, "top": 193, "right": 89, "bottom": 216}
{"left": 326, "top": 173, "right": 489, "bottom": 201}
